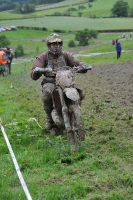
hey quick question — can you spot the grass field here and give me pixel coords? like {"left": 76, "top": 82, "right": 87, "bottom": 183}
{"left": 1, "top": 29, "right": 133, "bottom": 60}
{"left": 0, "top": 49, "right": 133, "bottom": 199}
{"left": 1, "top": 17, "right": 133, "bottom": 32}
{"left": 0, "top": 0, "right": 133, "bottom": 19}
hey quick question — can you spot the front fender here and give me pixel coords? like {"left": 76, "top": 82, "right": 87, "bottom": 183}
{"left": 64, "top": 88, "right": 79, "bottom": 101}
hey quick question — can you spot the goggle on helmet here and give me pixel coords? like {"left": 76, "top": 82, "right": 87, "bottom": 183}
{"left": 46, "top": 33, "right": 63, "bottom": 46}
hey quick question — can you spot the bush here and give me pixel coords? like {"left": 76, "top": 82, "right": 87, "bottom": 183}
{"left": 15, "top": 45, "right": 24, "bottom": 57}
{"left": 0, "top": 35, "right": 10, "bottom": 47}
{"left": 67, "top": 8, "right": 77, "bottom": 12}
{"left": 54, "top": 12, "right": 61, "bottom": 16}
{"left": 68, "top": 40, "right": 76, "bottom": 47}
{"left": 42, "top": 27, "right": 47, "bottom": 31}
{"left": 53, "top": 30, "right": 66, "bottom": 33}
{"left": 89, "top": 29, "right": 98, "bottom": 38}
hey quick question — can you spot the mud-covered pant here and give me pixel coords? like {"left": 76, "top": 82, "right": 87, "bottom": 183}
{"left": 41, "top": 82, "right": 85, "bottom": 117}
{"left": 117, "top": 52, "right": 121, "bottom": 59}
{"left": 41, "top": 83, "right": 55, "bottom": 122}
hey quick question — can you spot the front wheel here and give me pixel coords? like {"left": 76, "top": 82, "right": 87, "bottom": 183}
{"left": 69, "top": 104, "right": 85, "bottom": 143}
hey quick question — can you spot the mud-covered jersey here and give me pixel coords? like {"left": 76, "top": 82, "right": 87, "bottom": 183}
{"left": 31, "top": 51, "right": 86, "bottom": 80}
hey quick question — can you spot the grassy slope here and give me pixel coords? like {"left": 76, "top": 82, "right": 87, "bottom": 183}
{"left": 36, "top": 0, "right": 88, "bottom": 10}
{"left": 0, "top": 0, "right": 133, "bottom": 19}
{"left": 0, "top": 0, "right": 133, "bottom": 32}
{"left": 1, "top": 17, "right": 133, "bottom": 31}
{"left": 2, "top": 29, "right": 133, "bottom": 57}
{"left": 0, "top": 50, "right": 133, "bottom": 200}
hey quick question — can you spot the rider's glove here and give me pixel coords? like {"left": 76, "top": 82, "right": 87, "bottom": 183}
{"left": 76, "top": 65, "right": 92, "bottom": 73}
{"left": 33, "top": 67, "right": 53, "bottom": 74}
{"left": 44, "top": 67, "right": 53, "bottom": 73}
{"left": 33, "top": 67, "right": 45, "bottom": 73}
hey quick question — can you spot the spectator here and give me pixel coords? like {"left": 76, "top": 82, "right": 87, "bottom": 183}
{"left": 116, "top": 40, "right": 122, "bottom": 59}
{"left": 116, "top": 38, "right": 118, "bottom": 43}
{"left": 112, "top": 39, "right": 115, "bottom": 45}
{"left": 6, "top": 47, "right": 14, "bottom": 74}
{"left": 0, "top": 48, "right": 10, "bottom": 76}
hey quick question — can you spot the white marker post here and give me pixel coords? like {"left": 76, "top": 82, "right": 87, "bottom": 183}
{"left": 0, "top": 119, "right": 32, "bottom": 200}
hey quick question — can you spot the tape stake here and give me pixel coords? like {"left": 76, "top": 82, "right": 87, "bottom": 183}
{"left": 0, "top": 121, "right": 32, "bottom": 200}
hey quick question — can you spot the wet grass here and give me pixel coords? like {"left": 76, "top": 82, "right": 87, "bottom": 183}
{"left": 0, "top": 28, "right": 133, "bottom": 199}
{"left": 0, "top": 52, "right": 133, "bottom": 200}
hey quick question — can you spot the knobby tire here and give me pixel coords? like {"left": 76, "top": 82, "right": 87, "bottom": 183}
{"left": 69, "top": 104, "right": 85, "bottom": 144}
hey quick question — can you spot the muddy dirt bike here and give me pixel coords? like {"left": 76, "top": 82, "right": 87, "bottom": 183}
{"left": 36, "top": 65, "right": 92, "bottom": 145}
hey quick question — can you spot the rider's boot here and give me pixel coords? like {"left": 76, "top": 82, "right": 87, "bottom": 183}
{"left": 50, "top": 127, "right": 59, "bottom": 136}
{"left": 45, "top": 115, "right": 53, "bottom": 130}
{"left": 44, "top": 104, "right": 53, "bottom": 130}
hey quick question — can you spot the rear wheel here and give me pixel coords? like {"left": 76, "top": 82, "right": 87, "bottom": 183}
{"left": 69, "top": 104, "right": 85, "bottom": 144}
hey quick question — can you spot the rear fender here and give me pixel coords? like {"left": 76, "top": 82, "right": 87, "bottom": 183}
{"left": 64, "top": 88, "right": 79, "bottom": 101}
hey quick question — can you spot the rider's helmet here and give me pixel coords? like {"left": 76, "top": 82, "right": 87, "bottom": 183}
{"left": 46, "top": 33, "right": 63, "bottom": 55}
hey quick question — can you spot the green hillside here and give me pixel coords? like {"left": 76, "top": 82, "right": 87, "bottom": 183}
{"left": 0, "top": 0, "right": 133, "bottom": 19}
{"left": 0, "top": 17, "right": 133, "bottom": 32}
{"left": 0, "top": 0, "right": 133, "bottom": 32}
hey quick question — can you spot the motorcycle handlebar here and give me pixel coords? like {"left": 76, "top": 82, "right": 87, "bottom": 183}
{"left": 34, "top": 65, "right": 92, "bottom": 74}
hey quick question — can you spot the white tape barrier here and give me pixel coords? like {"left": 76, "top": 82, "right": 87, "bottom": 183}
{"left": 28, "top": 118, "right": 44, "bottom": 129}
{"left": 0, "top": 121, "right": 32, "bottom": 200}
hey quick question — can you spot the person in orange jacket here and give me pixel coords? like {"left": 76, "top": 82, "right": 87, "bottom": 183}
{"left": 0, "top": 48, "right": 10, "bottom": 76}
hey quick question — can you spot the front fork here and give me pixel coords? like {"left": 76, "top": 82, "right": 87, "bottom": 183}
{"left": 57, "top": 86, "right": 71, "bottom": 132}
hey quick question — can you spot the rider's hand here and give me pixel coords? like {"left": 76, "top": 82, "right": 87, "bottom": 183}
{"left": 33, "top": 67, "right": 54, "bottom": 75}
{"left": 33, "top": 67, "right": 45, "bottom": 73}
{"left": 76, "top": 65, "right": 92, "bottom": 73}
{"left": 44, "top": 67, "right": 53, "bottom": 72}
{"left": 73, "top": 66, "right": 78, "bottom": 72}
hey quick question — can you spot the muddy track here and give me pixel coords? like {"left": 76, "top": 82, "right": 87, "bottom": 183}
{"left": 85, "top": 61, "right": 133, "bottom": 114}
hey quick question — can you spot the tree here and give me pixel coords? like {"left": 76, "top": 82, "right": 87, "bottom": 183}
{"left": 14, "top": 3, "right": 35, "bottom": 14}
{"left": 111, "top": 0, "right": 129, "bottom": 17}
{"left": 14, "top": 3, "right": 22, "bottom": 13}
{"left": 75, "top": 29, "right": 98, "bottom": 46}
{"left": 0, "top": 35, "right": 10, "bottom": 47}
{"left": 15, "top": 45, "right": 24, "bottom": 56}
{"left": 0, "top": 0, "right": 65, "bottom": 11}
{"left": 129, "top": 8, "right": 133, "bottom": 17}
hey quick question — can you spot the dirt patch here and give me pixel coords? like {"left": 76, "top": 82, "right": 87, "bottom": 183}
{"left": 84, "top": 61, "right": 133, "bottom": 114}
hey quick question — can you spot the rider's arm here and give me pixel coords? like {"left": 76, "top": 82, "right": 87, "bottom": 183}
{"left": 64, "top": 51, "right": 85, "bottom": 67}
{"left": 64, "top": 51, "right": 89, "bottom": 70}
{"left": 31, "top": 53, "right": 47, "bottom": 80}
{"left": 3, "top": 54, "right": 10, "bottom": 63}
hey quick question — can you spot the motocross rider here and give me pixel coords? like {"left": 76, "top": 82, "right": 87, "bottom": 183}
{"left": 31, "top": 33, "right": 90, "bottom": 134}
